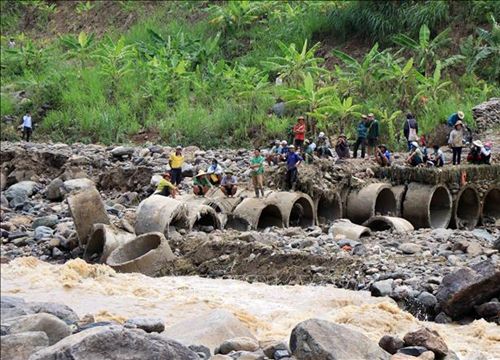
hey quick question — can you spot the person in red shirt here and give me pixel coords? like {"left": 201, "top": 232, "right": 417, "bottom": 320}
{"left": 293, "top": 116, "right": 306, "bottom": 149}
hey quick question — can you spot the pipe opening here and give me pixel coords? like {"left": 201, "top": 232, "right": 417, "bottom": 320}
{"left": 289, "top": 198, "right": 314, "bottom": 227}
{"left": 109, "top": 233, "right": 161, "bottom": 265}
{"left": 226, "top": 215, "right": 251, "bottom": 231}
{"left": 257, "top": 204, "right": 283, "bottom": 229}
{"left": 167, "top": 213, "right": 189, "bottom": 234}
{"left": 482, "top": 188, "right": 500, "bottom": 224}
{"left": 317, "top": 194, "right": 342, "bottom": 224}
{"left": 192, "top": 212, "right": 218, "bottom": 232}
{"left": 364, "top": 219, "right": 392, "bottom": 232}
{"left": 375, "top": 188, "right": 397, "bottom": 216}
{"left": 430, "top": 186, "right": 452, "bottom": 229}
{"left": 84, "top": 226, "right": 105, "bottom": 261}
{"left": 455, "top": 187, "right": 480, "bottom": 229}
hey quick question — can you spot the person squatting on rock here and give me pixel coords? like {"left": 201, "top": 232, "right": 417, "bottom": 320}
{"left": 169, "top": 145, "right": 184, "bottom": 186}
{"left": 316, "top": 132, "right": 332, "bottom": 158}
{"left": 293, "top": 116, "right": 306, "bottom": 149}
{"left": 334, "top": 134, "right": 350, "bottom": 160}
{"left": 353, "top": 114, "right": 367, "bottom": 159}
{"left": 156, "top": 172, "right": 177, "bottom": 198}
{"left": 448, "top": 120, "right": 465, "bottom": 165}
{"left": 267, "top": 140, "right": 282, "bottom": 165}
{"left": 406, "top": 141, "right": 424, "bottom": 167}
{"left": 366, "top": 113, "right": 379, "bottom": 160}
{"left": 285, "top": 145, "right": 303, "bottom": 191}
{"left": 403, "top": 112, "right": 419, "bottom": 151}
{"left": 220, "top": 170, "right": 238, "bottom": 197}
{"left": 303, "top": 139, "right": 315, "bottom": 164}
{"left": 250, "top": 148, "right": 265, "bottom": 198}
{"left": 22, "top": 111, "right": 33, "bottom": 142}
{"left": 467, "top": 140, "right": 491, "bottom": 165}
{"left": 375, "top": 144, "right": 391, "bottom": 167}
{"left": 427, "top": 145, "right": 445, "bottom": 167}
{"left": 193, "top": 170, "right": 212, "bottom": 196}
{"left": 207, "top": 159, "right": 223, "bottom": 185}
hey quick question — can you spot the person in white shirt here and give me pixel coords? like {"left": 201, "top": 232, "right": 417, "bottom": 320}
{"left": 22, "top": 112, "right": 33, "bottom": 142}
{"left": 207, "top": 159, "right": 223, "bottom": 185}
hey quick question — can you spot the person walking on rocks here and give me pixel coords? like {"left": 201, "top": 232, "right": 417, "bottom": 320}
{"left": 293, "top": 116, "right": 306, "bottom": 149}
{"left": 22, "top": 111, "right": 33, "bottom": 142}
{"left": 403, "top": 112, "right": 418, "bottom": 151}
{"left": 448, "top": 120, "right": 464, "bottom": 165}
{"left": 220, "top": 170, "right": 238, "bottom": 197}
{"left": 366, "top": 113, "right": 379, "bottom": 160}
{"left": 285, "top": 145, "right": 303, "bottom": 191}
{"left": 250, "top": 148, "right": 265, "bottom": 198}
{"left": 193, "top": 170, "right": 212, "bottom": 196}
{"left": 169, "top": 146, "right": 184, "bottom": 186}
{"left": 156, "top": 172, "right": 177, "bottom": 198}
{"left": 353, "top": 114, "right": 367, "bottom": 159}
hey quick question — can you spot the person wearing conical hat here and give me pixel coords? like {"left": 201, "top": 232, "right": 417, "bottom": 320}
{"left": 193, "top": 170, "right": 212, "bottom": 196}
{"left": 447, "top": 110, "right": 465, "bottom": 128}
{"left": 467, "top": 139, "right": 491, "bottom": 165}
{"left": 448, "top": 120, "right": 464, "bottom": 165}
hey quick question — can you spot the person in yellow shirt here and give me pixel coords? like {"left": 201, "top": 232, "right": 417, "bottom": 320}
{"left": 169, "top": 146, "right": 184, "bottom": 186}
{"left": 156, "top": 172, "right": 177, "bottom": 198}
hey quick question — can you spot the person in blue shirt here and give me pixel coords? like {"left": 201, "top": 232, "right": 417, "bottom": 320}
{"left": 447, "top": 111, "right": 464, "bottom": 127}
{"left": 353, "top": 114, "right": 367, "bottom": 158}
{"left": 375, "top": 144, "right": 391, "bottom": 167}
{"left": 284, "top": 145, "right": 303, "bottom": 191}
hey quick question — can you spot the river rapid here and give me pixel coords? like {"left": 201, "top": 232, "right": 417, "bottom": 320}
{"left": 1, "top": 257, "right": 499, "bottom": 359}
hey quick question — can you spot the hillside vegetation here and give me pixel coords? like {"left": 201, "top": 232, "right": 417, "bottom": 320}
{"left": 1, "top": 0, "right": 499, "bottom": 148}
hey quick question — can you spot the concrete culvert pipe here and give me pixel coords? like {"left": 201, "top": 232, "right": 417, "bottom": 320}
{"left": 84, "top": 224, "right": 135, "bottom": 263}
{"left": 362, "top": 216, "right": 414, "bottom": 233}
{"left": 346, "top": 183, "right": 397, "bottom": 224}
{"left": 135, "top": 195, "right": 189, "bottom": 237}
{"left": 106, "top": 232, "right": 175, "bottom": 276}
{"left": 316, "top": 192, "right": 343, "bottom": 224}
{"left": 230, "top": 198, "right": 284, "bottom": 230}
{"left": 391, "top": 185, "right": 407, "bottom": 217}
{"left": 481, "top": 186, "right": 500, "bottom": 226}
{"left": 266, "top": 192, "right": 316, "bottom": 227}
{"left": 403, "top": 183, "right": 452, "bottom": 229}
{"left": 186, "top": 204, "right": 221, "bottom": 231}
{"left": 450, "top": 185, "right": 481, "bottom": 230}
{"left": 329, "top": 219, "right": 371, "bottom": 240}
{"left": 67, "top": 186, "right": 110, "bottom": 246}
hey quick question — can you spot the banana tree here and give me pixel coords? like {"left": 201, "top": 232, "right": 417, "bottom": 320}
{"left": 413, "top": 60, "right": 452, "bottom": 106}
{"left": 314, "top": 96, "right": 362, "bottom": 134}
{"left": 376, "top": 109, "right": 403, "bottom": 149}
{"left": 261, "top": 39, "right": 327, "bottom": 86}
{"left": 379, "top": 57, "right": 415, "bottom": 108}
{"left": 60, "top": 31, "right": 95, "bottom": 69}
{"left": 466, "top": 15, "right": 500, "bottom": 81}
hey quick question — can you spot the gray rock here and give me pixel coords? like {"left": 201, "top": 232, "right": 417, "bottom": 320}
{"left": 110, "top": 146, "right": 134, "bottom": 158}
{"left": 29, "top": 325, "right": 198, "bottom": 360}
{"left": 4, "top": 313, "right": 72, "bottom": 345}
{"left": 34, "top": 226, "right": 54, "bottom": 241}
{"left": 0, "top": 331, "right": 49, "bottom": 360}
{"left": 1, "top": 306, "right": 29, "bottom": 320}
{"left": 434, "top": 312, "right": 452, "bottom": 324}
{"left": 63, "top": 178, "right": 95, "bottom": 193}
{"left": 162, "top": 309, "right": 255, "bottom": 353}
{"left": 403, "top": 327, "right": 448, "bottom": 356}
{"left": 289, "top": 319, "right": 390, "bottom": 360}
{"left": 430, "top": 228, "right": 453, "bottom": 242}
{"left": 1, "top": 295, "right": 26, "bottom": 308}
{"left": 182, "top": 163, "right": 195, "bottom": 177}
{"left": 417, "top": 292, "right": 438, "bottom": 308}
{"left": 436, "top": 260, "right": 500, "bottom": 319}
{"left": 1, "top": 193, "right": 8, "bottom": 207}
{"left": 371, "top": 279, "right": 394, "bottom": 297}
{"left": 378, "top": 335, "right": 404, "bottom": 354}
{"left": 32, "top": 215, "right": 59, "bottom": 229}
{"left": 124, "top": 317, "right": 164, "bottom": 333}
{"left": 45, "top": 178, "right": 64, "bottom": 201}
{"left": 188, "top": 344, "right": 211, "bottom": 359}
{"left": 4, "top": 181, "right": 38, "bottom": 208}
{"left": 399, "top": 243, "right": 421, "bottom": 255}
{"left": 475, "top": 301, "right": 500, "bottom": 319}
{"left": 472, "top": 229, "right": 495, "bottom": 243}
{"left": 217, "top": 337, "right": 260, "bottom": 354}
{"left": 466, "top": 242, "right": 483, "bottom": 257}
{"left": 26, "top": 302, "right": 79, "bottom": 325}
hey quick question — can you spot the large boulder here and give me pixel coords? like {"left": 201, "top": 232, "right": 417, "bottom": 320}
{"left": 45, "top": 178, "right": 65, "bottom": 201}
{"left": 29, "top": 325, "right": 199, "bottom": 360}
{"left": 32, "top": 215, "right": 59, "bottom": 229}
{"left": 162, "top": 309, "right": 255, "bottom": 353}
{"left": 4, "top": 313, "right": 72, "bottom": 345}
{"left": 1, "top": 331, "right": 49, "bottom": 360}
{"left": 25, "top": 302, "right": 80, "bottom": 325}
{"left": 289, "top": 319, "right": 390, "bottom": 360}
{"left": 4, "top": 181, "right": 38, "bottom": 208}
{"left": 110, "top": 146, "right": 134, "bottom": 159}
{"left": 435, "top": 260, "right": 500, "bottom": 319}
{"left": 403, "top": 328, "right": 448, "bottom": 357}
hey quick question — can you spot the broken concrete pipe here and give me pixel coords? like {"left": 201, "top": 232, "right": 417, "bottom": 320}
{"left": 315, "top": 192, "right": 343, "bottom": 224}
{"left": 83, "top": 224, "right": 135, "bottom": 263}
{"left": 346, "top": 183, "right": 397, "bottom": 224}
{"left": 185, "top": 203, "right": 221, "bottom": 231}
{"left": 449, "top": 185, "right": 481, "bottom": 230}
{"left": 266, "top": 191, "right": 316, "bottom": 227}
{"left": 390, "top": 185, "right": 407, "bottom": 217}
{"left": 106, "top": 232, "right": 175, "bottom": 276}
{"left": 329, "top": 219, "right": 371, "bottom": 240}
{"left": 134, "top": 195, "right": 189, "bottom": 238}
{"left": 67, "top": 186, "right": 110, "bottom": 246}
{"left": 481, "top": 185, "right": 500, "bottom": 226}
{"left": 362, "top": 216, "right": 414, "bottom": 233}
{"left": 228, "top": 197, "right": 284, "bottom": 230}
{"left": 403, "top": 183, "right": 452, "bottom": 229}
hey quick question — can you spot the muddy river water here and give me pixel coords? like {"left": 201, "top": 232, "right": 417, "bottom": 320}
{"left": 1, "top": 257, "right": 499, "bottom": 359}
